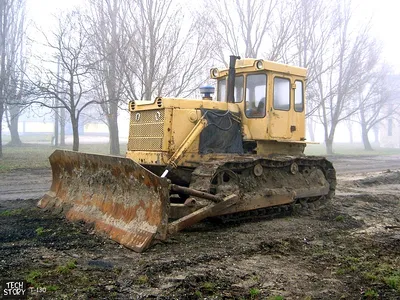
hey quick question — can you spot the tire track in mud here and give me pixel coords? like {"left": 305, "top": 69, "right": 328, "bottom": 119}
{"left": 125, "top": 206, "right": 366, "bottom": 298}
{"left": 0, "top": 168, "right": 51, "bottom": 201}
{"left": 330, "top": 154, "right": 400, "bottom": 174}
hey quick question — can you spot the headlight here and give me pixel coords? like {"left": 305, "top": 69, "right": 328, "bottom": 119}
{"left": 156, "top": 97, "right": 163, "bottom": 107}
{"left": 129, "top": 100, "right": 136, "bottom": 111}
{"left": 210, "top": 68, "right": 219, "bottom": 78}
{"left": 255, "top": 60, "right": 263, "bottom": 70}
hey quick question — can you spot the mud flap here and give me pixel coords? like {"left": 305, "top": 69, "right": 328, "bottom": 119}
{"left": 38, "top": 150, "right": 170, "bottom": 252}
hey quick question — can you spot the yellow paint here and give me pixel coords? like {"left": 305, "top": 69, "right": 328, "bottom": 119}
{"left": 126, "top": 58, "right": 307, "bottom": 167}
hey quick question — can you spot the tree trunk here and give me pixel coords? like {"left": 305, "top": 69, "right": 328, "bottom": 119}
{"left": 325, "top": 138, "right": 334, "bottom": 155}
{"left": 325, "top": 125, "right": 336, "bottom": 155}
{"left": 108, "top": 113, "right": 120, "bottom": 155}
{"left": 348, "top": 124, "right": 353, "bottom": 144}
{"left": 8, "top": 105, "right": 22, "bottom": 146}
{"left": 0, "top": 3, "right": 5, "bottom": 159}
{"left": 54, "top": 107, "right": 59, "bottom": 146}
{"left": 71, "top": 118, "right": 80, "bottom": 151}
{"left": 60, "top": 108, "right": 66, "bottom": 146}
{"left": 373, "top": 126, "right": 379, "bottom": 146}
{"left": 361, "top": 124, "right": 373, "bottom": 151}
{"left": 0, "top": 102, "right": 3, "bottom": 158}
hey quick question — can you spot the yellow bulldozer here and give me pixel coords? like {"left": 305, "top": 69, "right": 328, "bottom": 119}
{"left": 38, "top": 56, "right": 336, "bottom": 252}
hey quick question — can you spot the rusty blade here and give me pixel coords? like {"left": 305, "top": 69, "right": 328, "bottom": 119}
{"left": 38, "top": 150, "right": 169, "bottom": 252}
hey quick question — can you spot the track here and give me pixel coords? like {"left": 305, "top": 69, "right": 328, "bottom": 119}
{"left": 186, "top": 155, "right": 336, "bottom": 223}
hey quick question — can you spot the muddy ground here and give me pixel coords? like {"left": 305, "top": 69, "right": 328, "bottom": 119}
{"left": 0, "top": 155, "right": 400, "bottom": 299}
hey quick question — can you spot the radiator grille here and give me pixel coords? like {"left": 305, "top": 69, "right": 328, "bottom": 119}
{"left": 128, "top": 110, "right": 165, "bottom": 151}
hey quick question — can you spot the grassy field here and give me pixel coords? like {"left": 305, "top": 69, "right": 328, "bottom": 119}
{"left": 305, "top": 143, "right": 400, "bottom": 156}
{"left": 0, "top": 143, "right": 128, "bottom": 172}
{"left": 1, "top": 134, "right": 54, "bottom": 143}
{"left": 1, "top": 139, "right": 400, "bottom": 173}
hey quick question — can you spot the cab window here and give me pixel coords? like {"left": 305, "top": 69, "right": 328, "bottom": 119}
{"left": 217, "top": 78, "right": 226, "bottom": 102}
{"left": 294, "top": 80, "right": 304, "bottom": 112}
{"left": 234, "top": 76, "right": 244, "bottom": 103}
{"left": 245, "top": 74, "right": 267, "bottom": 118}
{"left": 273, "top": 77, "right": 290, "bottom": 111}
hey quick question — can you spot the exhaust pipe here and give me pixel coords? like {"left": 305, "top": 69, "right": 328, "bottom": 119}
{"left": 226, "top": 55, "right": 240, "bottom": 103}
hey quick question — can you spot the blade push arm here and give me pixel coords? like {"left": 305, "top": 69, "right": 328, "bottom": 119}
{"left": 161, "top": 116, "right": 208, "bottom": 177}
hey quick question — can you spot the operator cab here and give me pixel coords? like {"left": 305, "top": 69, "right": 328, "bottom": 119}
{"left": 210, "top": 58, "right": 306, "bottom": 142}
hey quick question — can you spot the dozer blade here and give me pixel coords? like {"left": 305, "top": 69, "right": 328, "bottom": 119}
{"left": 38, "top": 150, "right": 170, "bottom": 252}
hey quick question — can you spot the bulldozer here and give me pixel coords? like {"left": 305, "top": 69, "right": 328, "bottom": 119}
{"left": 38, "top": 56, "right": 336, "bottom": 252}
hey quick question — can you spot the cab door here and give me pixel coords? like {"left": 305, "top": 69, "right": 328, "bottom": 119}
{"left": 269, "top": 76, "right": 293, "bottom": 139}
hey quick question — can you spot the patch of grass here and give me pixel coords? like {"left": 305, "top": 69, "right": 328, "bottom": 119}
{"left": 46, "top": 285, "right": 58, "bottom": 292}
{"left": 202, "top": 281, "right": 216, "bottom": 292}
{"left": 335, "top": 215, "right": 345, "bottom": 222}
{"left": 384, "top": 273, "right": 400, "bottom": 291}
{"left": 0, "top": 143, "right": 126, "bottom": 173}
{"left": 268, "top": 296, "right": 284, "bottom": 300}
{"left": 310, "top": 245, "right": 332, "bottom": 258}
{"left": 56, "top": 265, "right": 71, "bottom": 274}
{"left": 364, "top": 272, "right": 378, "bottom": 281}
{"left": 35, "top": 226, "right": 52, "bottom": 236}
{"left": 0, "top": 209, "right": 23, "bottom": 216}
{"left": 35, "top": 227, "right": 45, "bottom": 236}
{"left": 335, "top": 268, "right": 346, "bottom": 275}
{"left": 136, "top": 275, "right": 148, "bottom": 285}
{"left": 66, "top": 260, "right": 77, "bottom": 269}
{"left": 194, "top": 290, "right": 203, "bottom": 298}
{"left": 345, "top": 260, "right": 400, "bottom": 292}
{"left": 0, "top": 145, "right": 53, "bottom": 172}
{"left": 374, "top": 263, "right": 393, "bottom": 274}
{"left": 335, "top": 265, "right": 357, "bottom": 275}
{"left": 363, "top": 289, "right": 379, "bottom": 299}
{"left": 56, "top": 260, "right": 77, "bottom": 274}
{"left": 305, "top": 142, "right": 400, "bottom": 156}
{"left": 344, "top": 256, "right": 360, "bottom": 263}
{"left": 249, "top": 287, "right": 261, "bottom": 299}
{"left": 26, "top": 270, "right": 43, "bottom": 286}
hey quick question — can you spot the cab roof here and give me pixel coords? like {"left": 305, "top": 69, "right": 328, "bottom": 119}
{"left": 212, "top": 58, "right": 307, "bottom": 78}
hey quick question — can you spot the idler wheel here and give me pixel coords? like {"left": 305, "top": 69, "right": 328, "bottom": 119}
{"left": 290, "top": 163, "right": 299, "bottom": 174}
{"left": 253, "top": 164, "right": 263, "bottom": 177}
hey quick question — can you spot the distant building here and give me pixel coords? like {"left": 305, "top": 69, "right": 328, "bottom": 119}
{"left": 2, "top": 105, "right": 130, "bottom": 138}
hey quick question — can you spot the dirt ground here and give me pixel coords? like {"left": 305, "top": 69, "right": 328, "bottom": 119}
{"left": 1, "top": 155, "right": 400, "bottom": 299}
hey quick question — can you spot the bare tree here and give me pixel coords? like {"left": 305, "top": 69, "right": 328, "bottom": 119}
{"left": 26, "top": 10, "right": 98, "bottom": 151}
{"left": 290, "top": 0, "right": 336, "bottom": 141}
{"left": 202, "top": 0, "right": 304, "bottom": 65}
{"left": 316, "top": 0, "right": 379, "bottom": 154}
{"left": 86, "top": 0, "right": 129, "bottom": 155}
{"left": 0, "top": 0, "right": 26, "bottom": 157}
{"left": 122, "top": 0, "right": 212, "bottom": 101}
{"left": 292, "top": 0, "right": 335, "bottom": 114}
{"left": 356, "top": 70, "right": 400, "bottom": 150}
{"left": 0, "top": 1, "right": 6, "bottom": 158}
{"left": 4, "top": 0, "right": 27, "bottom": 146}
{"left": 210, "top": 0, "right": 277, "bottom": 61}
